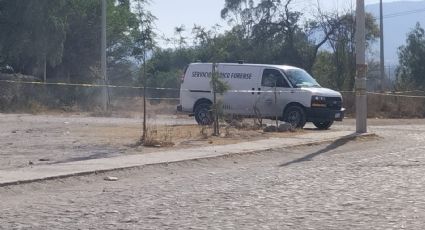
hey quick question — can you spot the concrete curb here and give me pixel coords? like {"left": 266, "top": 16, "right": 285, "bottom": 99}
{"left": 0, "top": 131, "right": 376, "bottom": 187}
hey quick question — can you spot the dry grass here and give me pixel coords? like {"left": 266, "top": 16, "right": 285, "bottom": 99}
{"left": 141, "top": 125, "right": 176, "bottom": 147}
{"left": 73, "top": 122, "right": 304, "bottom": 151}
{"left": 109, "top": 97, "right": 178, "bottom": 117}
{"left": 71, "top": 125, "right": 141, "bottom": 146}
{"left": 89, "top": 106, "right": 113, "bottom": 117}
{"left": 26, "top": 100, "right": 48, "bottom": 114}
{"left": 342, "top": 93, "right": 425, "bottom": 118}
{"left": 143, "top": 124, "right": 304, "bottom": 147}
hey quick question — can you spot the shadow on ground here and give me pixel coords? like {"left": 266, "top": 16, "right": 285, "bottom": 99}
{"left": 279, "top": 133, "right": 358, "bottom": 167}
{"left": 51, "top": 149, "right": 122, "bottom": 164}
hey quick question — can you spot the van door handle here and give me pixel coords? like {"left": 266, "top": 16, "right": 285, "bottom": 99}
{"left": 251, "top": 88, "right": 255, "bottom": 95}
{"left": 258, "top": 88, "right": 261, "bottom": 95}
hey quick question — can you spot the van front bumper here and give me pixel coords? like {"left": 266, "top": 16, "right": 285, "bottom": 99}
{"left": 306, "top": 107, "right": 345, "bottom": 122}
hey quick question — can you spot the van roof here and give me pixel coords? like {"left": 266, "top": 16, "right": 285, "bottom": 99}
{"left": 189, "top": 62, "right": 302, "bottom": 70}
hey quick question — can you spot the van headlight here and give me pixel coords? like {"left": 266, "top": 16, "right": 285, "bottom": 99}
{"left": 311, "top": 96, "right": 327, "bottom": 108}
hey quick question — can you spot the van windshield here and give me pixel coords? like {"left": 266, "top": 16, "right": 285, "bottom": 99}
{"left": 283, "top": 69, "right": 321, "bottom": 88}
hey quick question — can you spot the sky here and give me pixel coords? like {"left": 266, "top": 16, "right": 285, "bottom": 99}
{"left": 149, "top": 0, "right": 423, "bottom": 48}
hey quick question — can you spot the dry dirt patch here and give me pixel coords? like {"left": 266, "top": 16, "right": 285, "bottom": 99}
{"left": 134, "top": 124, "right": 306, "bottom": 148}
{"left": 71, "top": 123, "right": 306, "bottom": 149}
{"left": 0, "top": 113, "right": 307, "bottom": 170}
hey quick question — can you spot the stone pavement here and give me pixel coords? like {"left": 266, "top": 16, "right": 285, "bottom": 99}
{"left": 0, "top": 130, "right": 369, "bottom": 187}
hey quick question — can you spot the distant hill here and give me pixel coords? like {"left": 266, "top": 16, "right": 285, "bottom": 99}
{"left": 366, "top": 0, "right": 425, "bottom": 65}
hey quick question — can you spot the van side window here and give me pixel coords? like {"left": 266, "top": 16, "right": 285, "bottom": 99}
{"left": 261, "top": 69, "right": 290, "bottom": 88}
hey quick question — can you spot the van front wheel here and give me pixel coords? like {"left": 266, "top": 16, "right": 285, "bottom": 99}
{"left": 194, "top": 103, "right": 213, "bottom": 125}
{"left": 284, "top": 105, "right": 306, "bottom": 129}
{"left": 313, "top": 120, "right": 334, "bottom": 130}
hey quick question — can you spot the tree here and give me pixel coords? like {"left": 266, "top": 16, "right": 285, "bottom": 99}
{"left": 312, "top": 12, "right": 379, "bottom": 90}
{"left": 174, "top": 25, "right": 187, "bottom": 49}
{"left": 220, "top": 0, "right": 339, "bottom": 72}
{"left": 106, "top": 0, "right": 140, "bottom": 86}
{"left": 0, "top": 0, "right": 143, "bottom": 83}
{"left": 44, "top": 0, "right": 144, "bottom": 106}
{"left": 132, "top": 0, "right": 156, "bottom": 142}
{"left": 0, "top": 0, "right": 67, "bottom": 78}
{"left": 145, "top": 47, "right": 194, "bottom": 99}
{"left": 396, "top": 23, "right": 425, "bottom": 90}
{"left": 311, "top": 51, "right": 337, "bottom": 89}
{"left": 0, "top": 0, "right": 158, "bottom": 109}
{"left": 210, "top": 63, "right": 230, "bottom": 136}
{"left": 58, "top": 0, "right": 141, "bottom": 83}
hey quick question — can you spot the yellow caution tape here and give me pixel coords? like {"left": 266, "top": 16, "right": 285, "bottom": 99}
{"left": 367, "top": 92, "right": 425, "bottom": 98}
{"left": 0, "top": 79, "right": 179, "bottom": 91}
{"left": 2, "top": 79, "right": 425, "bottom": 98}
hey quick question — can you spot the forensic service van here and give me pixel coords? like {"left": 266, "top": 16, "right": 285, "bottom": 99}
{"left": 177, "top": 62, "right": 345, "bottom": 130}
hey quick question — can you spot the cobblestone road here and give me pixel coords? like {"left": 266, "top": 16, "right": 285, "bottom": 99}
{"left": 1, "top": 123, "right": 425, "bottom": 229}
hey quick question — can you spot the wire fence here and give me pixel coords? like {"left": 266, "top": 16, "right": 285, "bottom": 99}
{"left": 0, "top": 78, "right": 179, "bottom": 119}
{"left": 1, "top": 77, "right": 425, "bottom": 119}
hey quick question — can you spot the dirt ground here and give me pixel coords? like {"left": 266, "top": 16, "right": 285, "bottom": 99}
{"left": 3, "top": 112, "right": 424, "bottom": 171}
{"left": 0, "top": 113, "right": 311, "bottom": 170}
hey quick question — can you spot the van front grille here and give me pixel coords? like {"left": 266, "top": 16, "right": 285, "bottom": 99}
{"left": 326, "top": 97, "right": 342, "bottom": 110}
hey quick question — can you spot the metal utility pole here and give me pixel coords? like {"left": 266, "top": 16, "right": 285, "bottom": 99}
{"left": 101, "top": 0, "right": 109, "bottom": 111}
{"left": 355, "top": 0, "right": 367, "bottom": 133}
{"left": 142, "top": 46, "right": 147, "bottom": 141}
{"left": 380, "top": 0, "right": 385, "bottom": 91}
{"left": 43, "top": 55, "right": 47, "bottom": 83}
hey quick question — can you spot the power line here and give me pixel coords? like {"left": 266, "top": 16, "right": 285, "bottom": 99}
{"left": 382, "top": 7, "right": 425, "bottom": 19}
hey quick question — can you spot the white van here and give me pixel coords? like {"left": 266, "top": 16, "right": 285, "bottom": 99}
{"left": 177, "top": 62, "right": 345, "bottom": 129}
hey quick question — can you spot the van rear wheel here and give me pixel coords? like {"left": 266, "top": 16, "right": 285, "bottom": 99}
{"left": 194, "top": 103, "right": 213, "bottom": 125}
{"left": 283, "top": 105, "right": 306, "bottom": 129}
{"left": 313, "top": 120, "right": 334, "bottom": 130}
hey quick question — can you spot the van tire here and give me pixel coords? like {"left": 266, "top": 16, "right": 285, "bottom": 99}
{"left": 313, "top": 120, "right": 333, "bottom": 130}
{"left": 194, "top": 103, "right": 213, "bottom": 125}
{"left": 283, "top": 105, "right": 306, "bottom": 129}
